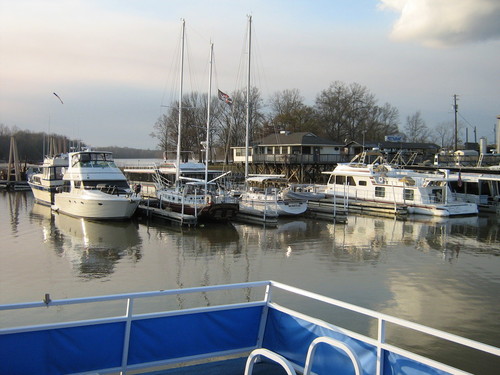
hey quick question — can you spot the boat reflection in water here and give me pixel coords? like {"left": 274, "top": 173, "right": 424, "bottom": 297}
{"left": 31, "top": 202, "right": 142, "bottom": 278}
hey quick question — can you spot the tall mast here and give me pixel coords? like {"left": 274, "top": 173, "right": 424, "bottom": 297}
{"left": 205, "top": 42, "right": 213, "bottom": 190}
{"left": 176, "top": 19, "right": 185, "bottom": 183}
{"left": 245, "top": 15, "right": 252, "bottom": 180}
{"left": 453, "top": 94, "right": 458, "bottom": 152}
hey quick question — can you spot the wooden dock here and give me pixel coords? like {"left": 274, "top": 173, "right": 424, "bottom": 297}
{"left": 136, "top": 200, "right": 197, "bottom": 226}
{"left": 310, "top": 197, "right": 408, "bottom": 218}
{"left": 306, "top": 201, "right": 348, "bottom": 223}
{"left": 0, "top": 180, "right": 31, "bottom": 191}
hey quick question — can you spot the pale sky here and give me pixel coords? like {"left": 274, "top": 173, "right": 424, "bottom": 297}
{"left": 1, "top": 0, "right": 499, "bottom": 149}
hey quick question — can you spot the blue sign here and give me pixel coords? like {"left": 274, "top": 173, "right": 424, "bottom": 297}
{"left": 385, "top": 135, "right": 403, "bottom": 142}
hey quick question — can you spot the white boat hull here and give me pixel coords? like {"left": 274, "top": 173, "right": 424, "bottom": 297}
{"left": 407, "top": 203, "right": 478, "bottom": 216}
{"left": 29, "top": 181, "right": 65, "bottom": 206}
{"left": 53, "top": 190, "right": 139, "bottom": 220}
{"left": 239, "top": 194, "right": 307, "bottom": 216}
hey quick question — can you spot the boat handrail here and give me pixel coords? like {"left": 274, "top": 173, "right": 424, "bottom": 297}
{"left": 303, "top": 336, "right": 362, "bottom": 375}
{"left": 244, "top": 348, "right": 297, "bottom": 375}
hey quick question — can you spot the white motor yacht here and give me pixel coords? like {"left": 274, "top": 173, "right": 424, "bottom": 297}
{"left": 52, "top": 150, "right": 140, "bottom": 220}
{"left": 323, "top": 151, "right": 478, "bottom": 217}
{"left": 28, "top": 153, "right": 69, "bottom": 205}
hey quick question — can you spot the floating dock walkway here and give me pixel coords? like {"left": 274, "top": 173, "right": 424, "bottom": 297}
{"left": 306, "top": 200, "right": 348, "bottom": 223}
{"left": 137, "top": 199, "right": 197, "bottom": 226}
{"left": 310, "top": 197, "right": 408, "bottom": 218}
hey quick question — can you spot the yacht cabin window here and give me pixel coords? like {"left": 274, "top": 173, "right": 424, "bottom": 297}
{"left": 403, "top": 189, "right": 414, "bottom": 201}
{"left": 375, "top": 186, "right": 385, "bottom": 197}
{"left": 358, "top": 180, "right": 367, "bottom": 186}
{"left": 334, "top": 175, "right": 356, "bottom": 186}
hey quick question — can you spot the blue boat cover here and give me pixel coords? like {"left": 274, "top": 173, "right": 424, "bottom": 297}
{"left": 262, "top": 308, "right": 451, "bottom": 375}
{"left": 1, "top": 322, "right": 125, "bottom": 374}
{"left": 0, "top": 304, "right": 453, "bottom": 374}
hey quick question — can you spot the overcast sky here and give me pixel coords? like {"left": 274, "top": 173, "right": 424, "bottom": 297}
{"left": 1, "top": 0, "right": 499, "bottom": 149}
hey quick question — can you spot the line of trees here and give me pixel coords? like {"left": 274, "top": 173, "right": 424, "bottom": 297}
{"left": 0, "top": 125, "right": 76, "bottom": 163}
{"left": 0, "top": 125, "right": 161, "bottom": 163}
{"left": 150, "top": 81, "right": 458, "bottom": 162}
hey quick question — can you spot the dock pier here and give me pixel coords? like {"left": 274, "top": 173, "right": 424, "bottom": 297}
{"left": 137, "top": 199, "right": 197, "bottom": 226}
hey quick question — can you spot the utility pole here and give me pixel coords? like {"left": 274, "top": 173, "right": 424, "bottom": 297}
{"left": 453, "top": 94, "right": 459, "bottom": 151}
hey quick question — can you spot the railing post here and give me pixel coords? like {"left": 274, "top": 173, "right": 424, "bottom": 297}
{"left": 120, "top": 297, "right": 134, "bottom": 374}
{"left": 376, "top": 317, "right": 386, "bottom": 375}
{"left": 256, "top": 283, "right": 272, "bottom": 348}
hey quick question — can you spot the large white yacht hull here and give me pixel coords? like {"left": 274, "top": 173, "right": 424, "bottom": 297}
{"left": 53, "top": 190, "right": 139, "bottom": 220}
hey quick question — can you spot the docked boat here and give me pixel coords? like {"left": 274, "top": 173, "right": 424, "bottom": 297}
{"left": 323, "top": 151, "right": 478, "bottom": 217}
{"left": 52, "top": 149, "right": 140, "bottom": 220}
{"left": 27, "top": 153, "right": 68, "bottom": 205}
{"left": 152, "top": 26, "right": 238, "bottom": 223}
{"left": 283, "top": 183, "right": 326, "bottom": 201}
{"left": 155, "top": 176, "right": 240, "bottom": 222}
{"left": 1, "top": 280, "right": 498, "bottom": 375}
{"left": 447, "top": 171, "right": 500, "bottom": 213}
{"left": 235, "top": 18, "right": 306, "bottom": 220}
{"left": 239, "top": 175, "right": 308, "bottom": 216}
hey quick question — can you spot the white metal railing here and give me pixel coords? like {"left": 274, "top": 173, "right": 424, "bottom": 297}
{"left": 269, "top": 281, "right": 500, "bottom": 375}
{"left": 1, "top": 281, "right": 499, "bottom": 375}
{"left": 0, "top": 281, "right": 271, "bottom": 374}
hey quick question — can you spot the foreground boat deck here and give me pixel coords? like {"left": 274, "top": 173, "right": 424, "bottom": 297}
{"left": 1, "top": 281, "right": 499, "bottom": 375}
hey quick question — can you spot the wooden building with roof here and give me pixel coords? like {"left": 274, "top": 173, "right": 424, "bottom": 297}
{"left": 231, "top": 131, "right": 347, "bottom": 182}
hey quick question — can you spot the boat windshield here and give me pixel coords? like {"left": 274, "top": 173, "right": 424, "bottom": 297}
{"left": 81, "top": 180, "right": 131, "bottom": 193}
{"left": 72, "top": 152, "right": 115, "bottom": 168}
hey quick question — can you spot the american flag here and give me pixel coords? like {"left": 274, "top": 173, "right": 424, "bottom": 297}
{"left": 218, "top": 89, "right": 233, "bottom": 105}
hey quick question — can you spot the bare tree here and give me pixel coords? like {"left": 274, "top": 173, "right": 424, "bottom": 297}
{"left": 150, "top": 92, "right": 209, "bottom": 161}
{"left": 433, "top": 121, "right": 455, "bottom": 149}
{"left": 404, "top": 111, "right": 430, "bottom": 143}
{"left": 267, "top": 89, "right": 318, "bottom": 134}
{"left": 314, "top": 81, "right": 400, "bottom": 142}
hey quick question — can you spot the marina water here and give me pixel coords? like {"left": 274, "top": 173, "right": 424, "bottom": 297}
{"left": 1, "top": 191, "right": 499, "bottom": 373}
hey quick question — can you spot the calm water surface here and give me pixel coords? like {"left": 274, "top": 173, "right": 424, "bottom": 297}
{"left": 1, "top": 191, "right": 499, "bottom": 373}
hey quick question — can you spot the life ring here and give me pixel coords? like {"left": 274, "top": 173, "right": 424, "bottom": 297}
{"left": 377, "top": 176, "right": 385, "bottom": 184}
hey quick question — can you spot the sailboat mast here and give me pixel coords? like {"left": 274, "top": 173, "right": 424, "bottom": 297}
{"left": 205, "top": 42, "right": 213, "bottom": 190}
{"left": 176, "top": 19, "right": 185, "bottom": 183}
{"left": 245, "top": 15, "right": 252, "bottom": 180}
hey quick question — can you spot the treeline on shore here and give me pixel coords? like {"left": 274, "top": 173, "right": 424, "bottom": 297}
{"left": 0, "top": 127, "right": 161, "bottom": 163}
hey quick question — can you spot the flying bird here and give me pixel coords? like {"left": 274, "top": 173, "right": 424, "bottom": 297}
{"left": 53, "top": 92, "right": 64, "bottom": 104}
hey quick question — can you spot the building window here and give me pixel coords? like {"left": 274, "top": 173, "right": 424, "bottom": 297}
{"left": 375, "top": 186, "right": 385, "bottom": 197}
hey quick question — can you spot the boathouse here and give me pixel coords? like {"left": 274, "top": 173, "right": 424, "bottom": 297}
{"left": 232, "top": 131, "right": 347, "bottom": 182}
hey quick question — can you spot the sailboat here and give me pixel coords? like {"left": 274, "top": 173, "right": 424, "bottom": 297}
{"left": 237, "top": 16, "right": 306, "bottom": 219}
{"left": 155, "top": 20, "right": 239, "bottom": 222}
